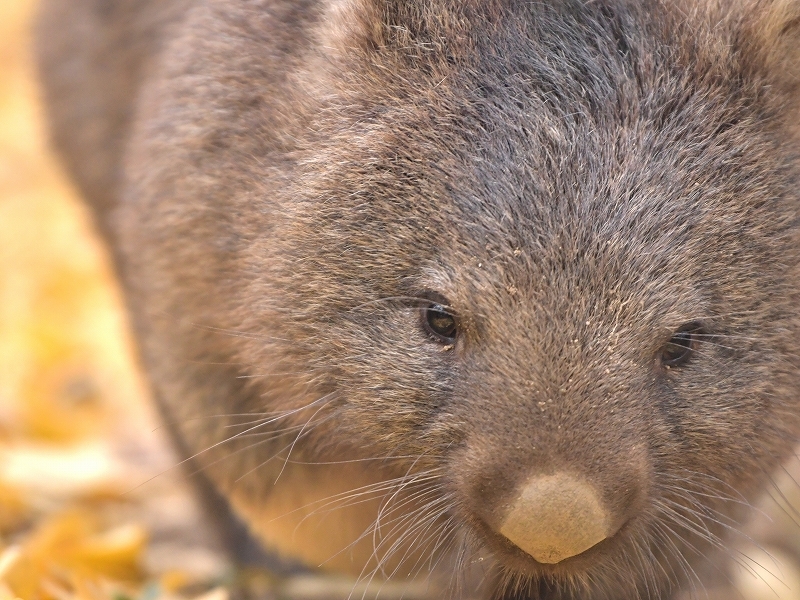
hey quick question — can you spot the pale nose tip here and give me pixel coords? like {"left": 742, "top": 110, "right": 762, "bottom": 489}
{"left": 499, "top": 473, "right": 612, "bottom": 564}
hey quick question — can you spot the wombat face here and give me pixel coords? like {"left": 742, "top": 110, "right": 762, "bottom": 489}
{"left": 119, "top": 0, "right": 800, "bottom": 597}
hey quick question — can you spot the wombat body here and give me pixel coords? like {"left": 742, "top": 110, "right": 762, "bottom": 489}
{"left": 36, "top": 0, "right": 800, "bottom": 598}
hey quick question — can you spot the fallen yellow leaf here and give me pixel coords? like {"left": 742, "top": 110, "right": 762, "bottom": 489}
{"left": 0, "top": 483, "right": 29, "bottom": 535}
{"left": 1, "top": 510, "right": 147, "bottom": 599}
{"left": 0, "top": 582, "right": 22, "bottom": 600}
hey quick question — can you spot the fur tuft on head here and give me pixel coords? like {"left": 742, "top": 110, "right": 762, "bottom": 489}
{"left": 671, "top": 0, "right": 800, "bottom": 132}
{"left": 735, "top": 0, "right": 800, "bottom": 99}
{"left": 742, "top": 0, "right": 800, "bottom": 132}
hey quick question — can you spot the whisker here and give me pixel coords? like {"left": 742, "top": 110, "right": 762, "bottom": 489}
{"left": 274, "top": 469, "right": 444, "bottom": 527}
{"left": 125, "top": 391, "right": 338, "bottom": 493}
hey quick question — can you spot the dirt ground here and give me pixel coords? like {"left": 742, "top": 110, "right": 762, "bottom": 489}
{"left": 3, "top": 1, "right": 800, "bottom": 599}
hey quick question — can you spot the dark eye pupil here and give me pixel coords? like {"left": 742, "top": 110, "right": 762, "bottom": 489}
{"left": 425, "top": 305, "right": 456, "bottom": 341}
{"left": 661, "top": 323, "right": 703, "bottom": 367}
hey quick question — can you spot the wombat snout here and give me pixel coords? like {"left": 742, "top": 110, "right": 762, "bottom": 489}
{"left": 463, "top": 437, "right": 648, "bottom": 569}
{"left": 498, "top": 474, "right": 613, "bottom": 564}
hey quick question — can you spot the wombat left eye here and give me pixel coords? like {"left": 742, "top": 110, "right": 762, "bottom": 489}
{"left": 423, "top": 304, "right": 457, "bottom": 343}
{"left": 660, "top": 322, "right": 704, "bottom": 367}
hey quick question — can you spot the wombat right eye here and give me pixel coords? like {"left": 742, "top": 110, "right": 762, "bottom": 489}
{"left": 422, "top": 304, "right": 457, "bottom": 343}
{"left": 660, "top": 322, "right": 704, "bottom": 368}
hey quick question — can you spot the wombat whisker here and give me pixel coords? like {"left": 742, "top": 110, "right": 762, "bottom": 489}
{"left": 440, "top": 537, "right": 466, "bottom": 600}
{"left": 593, "top": 541, "right": 640, "bottom": 598}
{"left": 693, "top": 333, "right": 760, "bottom": 341}
{"left": 360, "top": 507, "right": 452, "bottom": 595}
{"left": 187, "top": 412, "right": 339, "bottom": 481}
{"left": 235, "top": 371, "right": 323, "bottom": 379}
{"left": 679, "top": 349, "right": 732, "bottom": 369}
{"left": 691, "top": 340, "right": 739, "bottom": 352}
{"left": 657, "top": 498, "right": 730, "bottom": 548}
{"left": 496, "top": 571, "right": 524, "bottom": 600}
{"left": 282, "top": 454, "right": 443, "bottom": 465}
{"left": 650, "top": 520, "right": 706, "bottom": 598}
{"left": 646, "top": 525, "right": 681, "bottom": 587}
{"left": 659, "top": 496, "right": 771, "bottom": 567}
{"left": 652, "top": 523, "right": 699, "bottom": 598}
{"left": 374, "top": 493, "right": 451, "bottom": 556}
{"left": 659, "top": 483, "right": 756, "bottom": 519}
{"left": 763, "top": 484, "right": 800, "bottom": 530}
{"left": 341, "top": 488, "right": 449, "bottom": 598}
{"left": 171, "top": 409, "right": 307, "bottom": 423}
{"left": 654, "top": 500, "right": 725, "bottom": 554}
{"left": 369, "top": 491, "right": 448, "bottom": 559}
{"left": 183, "top": 359, "right": 253, "bottom": 367}
{"left": 184, "top": 433, "right": 301, "bottom": 478}
{"left": 641, "top": 528, "right": 681, "bottom": 595}
{"left": 665, "top": 469, "right": 751, "bottom": 503}
{"left": 496, "top": 554, "right": 524, "bottom": 597}
{"left": 732, "top": 552, "right": 788, "bottom": 598}
{"left": 411, "top": 516, "right": 458, "bottom": 579}
{"left": 689, "top": 310, "right": 762, "bottom": 320}
{"left": 775, "top": 463, "right": 800, "bottom": 519}
{"left": 422, "top": 515, "right": 459, "bottom": 574}
{"left": 291, "top": 469, "right": 443, "bottom": 513}
{"left": 298, "top": 483, "right": 438, "bottom": 527}
{"left": 151, "top": 411, "right": 294, "bottom": 433}
{"left": 626, "top": 542, "right": 657, "bottom": 600}
{"left": 370, "top": 504, "right": 447, "bottom": 579}
{"left": 222, "top": 424, "right": 309, "bottom": 438}
{"left": 231, "top": 416, "right": 336, "bottom": 485}
{"left": 187, "top": 411, "right": 337, "bottom": 481}
{"left": 276, "top": 403, "right": 336, "bottom": 481}
{"left": 659, "top": 483, "right": 753, "bottom": 511}
{"left": 124, "top": 392, "right": 336, "bottom": 493}
{"left": 217, "top": 405, "right": 337, "bottom": 429}
{"left": 380, "top": 506, "right": 454, "bottom": 584}
{"left": 376, "top": 489, "right": 447, "bottom": 529}
{"left": 306, "top": 480, "right": 445, "bottom": 536}
{"left": 217, "top": 392, "right": 337, "bottom": 439}
{"left": 185, "top": 320, "right": 291, "bottom": 342}
{"left": 417, "top": 535, "right": 462, "bottom": 600}
{"left": 280, "top": 470, "right": 444, "bottom": 528}
{"left": 655, "top": 499, "right": 770, "bottom": 587}
{"left": 450, "top": 535, "right": 478, "bottom": 600}
{"left": 360, "top": 475, "right": 443, "bottom": 537}
{"left": 349, "top": 296, "right": 455, "bottom": 312}
{"left": 643, "top": 536, "right": 673, "bottom": 599}
{"left": 746, "top": 448, "right": 800, "bottom": 527}
{"left": 319, "top": 508, "right": 440, "bottom": 582}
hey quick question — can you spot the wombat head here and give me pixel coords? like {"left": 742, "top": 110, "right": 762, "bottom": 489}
{"left": 121, "top": 0, "right": 800, "bottom": 597}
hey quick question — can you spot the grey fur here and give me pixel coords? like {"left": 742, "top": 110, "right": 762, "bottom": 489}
{"left": 36, "top": 0, "right": 800, "bottom": 598}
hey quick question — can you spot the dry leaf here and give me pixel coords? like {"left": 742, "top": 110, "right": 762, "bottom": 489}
{"left": 1, "top": 510, "right": 146, "bottom": 599}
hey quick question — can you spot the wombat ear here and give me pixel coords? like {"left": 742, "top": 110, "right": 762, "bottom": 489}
{"left": 744, "top": 0, "right": 800, "bottom": 93}
{"left": 317, "top": 0, "right": 416, "bottom": 54}
{"left": 316, "top": 0, "right": 382, "bottom": 52}
{"left": 317, "top": 0, "right": 475, "bottom": 54}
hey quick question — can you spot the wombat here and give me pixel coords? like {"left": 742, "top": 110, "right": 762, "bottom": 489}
{"left": 35, "top": 0, "right": 800, "bottom": 598}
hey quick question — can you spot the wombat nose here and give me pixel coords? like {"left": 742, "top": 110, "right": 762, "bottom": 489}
{"left": 499, "top": 473, "right": 613, "bottom": 564}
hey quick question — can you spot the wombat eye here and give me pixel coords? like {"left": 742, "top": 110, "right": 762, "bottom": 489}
{"left": 660, "top": 322, "right": 704, "bottom": 367}
{"left": 422, "top": 304, "right": 457, "bottom": 343}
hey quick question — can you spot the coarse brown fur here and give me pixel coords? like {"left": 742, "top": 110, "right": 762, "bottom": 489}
{"left": 35, "top": 0, "right": 800, "bottom": 598}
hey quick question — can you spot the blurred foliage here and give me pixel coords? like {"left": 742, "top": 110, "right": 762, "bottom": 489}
{"left": 0, "top": 1, "right": 227, "bottom": 598}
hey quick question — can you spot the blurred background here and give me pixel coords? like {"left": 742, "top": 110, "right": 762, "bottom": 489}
{"left": 0, "top": 0, "right": 236, "bottom": 597}
{"left": 3, "top": 0, "right": 800, "bottom": 598}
